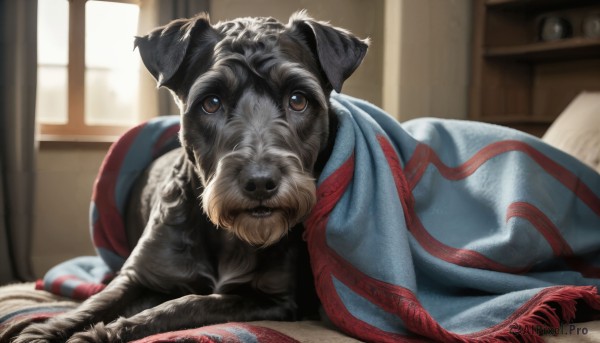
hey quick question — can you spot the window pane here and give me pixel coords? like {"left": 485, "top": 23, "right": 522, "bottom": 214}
{"left": 85, "top": 1, "right": 140, "bottom": 126}
{"left": 37, "top": 0, "right": 69, "bottom": 125}
{"left": 37, "top": 66, "right": 68, "bottom": 124}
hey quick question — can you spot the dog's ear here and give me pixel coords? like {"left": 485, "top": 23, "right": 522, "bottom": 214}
{"left": 288, "top": 11, "right": 369, "bottom": 93}
{"left": 134, "top": 13, "right": 214, "bottom": 89}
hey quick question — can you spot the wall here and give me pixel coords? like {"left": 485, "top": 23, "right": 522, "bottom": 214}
{"left": 32, "top": 145, "right": 107, "bottom": 277}
{"left": 383, "top": 0, "right": 472, "bottom": 121}
{"left": 209, "top": 0, "right": 386, "bottom": 107}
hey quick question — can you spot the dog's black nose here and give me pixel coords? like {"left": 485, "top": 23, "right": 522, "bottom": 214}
{"left": 239, "top": 164, "right": 281, "bottom": 200}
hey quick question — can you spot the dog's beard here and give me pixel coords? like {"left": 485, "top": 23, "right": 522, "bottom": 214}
{"left": 202, "top": 153, "right": 317, "bottom": 247}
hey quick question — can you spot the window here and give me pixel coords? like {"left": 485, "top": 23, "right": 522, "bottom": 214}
{"left": 37, "top": 0, "right": 140, "bottom": 140}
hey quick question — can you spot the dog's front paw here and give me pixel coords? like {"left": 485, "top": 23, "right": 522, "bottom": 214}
{"left": 12, "top": 322, "right": 66, "bottom": 343}
{"left": 67, "top": 322, "right": 119, "bottom": 343}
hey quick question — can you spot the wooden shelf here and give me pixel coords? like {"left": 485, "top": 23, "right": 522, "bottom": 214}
{"left": 485, "top": 38, "right": 600, "bottom": 61}
{"left": 486, "top": 0, "right": 598, "bottom": 12}
{"left": 479, "top": 116, "right": 554, "bottom": 125}
{"left": 471, "top": 0, "right": 600, "bottom": 137}
{"left": 478, "top": 116, "right": 554, "bottom": 137}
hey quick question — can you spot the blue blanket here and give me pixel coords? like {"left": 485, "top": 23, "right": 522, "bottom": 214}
{"left": 33, "top": 94, "right": 600, "bottom": 342}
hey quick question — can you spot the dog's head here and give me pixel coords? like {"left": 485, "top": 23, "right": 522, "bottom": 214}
{"left": 135, "top": 12, "right": 368, "bottom": 246}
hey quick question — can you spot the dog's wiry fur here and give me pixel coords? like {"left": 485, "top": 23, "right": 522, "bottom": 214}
{"left": 12, "top": 11, "right": 367, "bottom": 342}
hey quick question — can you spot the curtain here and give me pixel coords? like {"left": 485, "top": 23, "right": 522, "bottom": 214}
{"left": 0, "top": 0, "right": 38, "bottom": 284}
{"left": 137, "top": 0, "right": 210, "bottom": 120}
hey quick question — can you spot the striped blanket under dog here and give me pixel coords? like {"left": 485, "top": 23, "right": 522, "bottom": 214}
{"left": 1, "top": 93, "right": 599, "bottom": 342}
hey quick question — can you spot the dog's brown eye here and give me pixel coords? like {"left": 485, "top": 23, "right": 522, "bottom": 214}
{"left": 201, "top": 96, "right": 221, "bottom": 114}
{"left": 288, "top": 93, "right": 308, "bottom": 112}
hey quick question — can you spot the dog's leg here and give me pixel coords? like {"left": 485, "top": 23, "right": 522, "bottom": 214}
{"left": 12, "top": 272, "right": 146, "bottom": 343}
{"left": 68, "top": 293, "right": 295, "bottom": 342}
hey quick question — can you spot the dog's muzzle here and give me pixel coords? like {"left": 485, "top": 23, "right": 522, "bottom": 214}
{"left": 202, "top": 151, "right": 317, "bottom": 247}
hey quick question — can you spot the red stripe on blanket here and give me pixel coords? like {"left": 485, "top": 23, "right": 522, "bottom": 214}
{"left": 152, "top": 124, "right": 180, "bottom": 158}
{"left": 402, "top": 140, "right": 600, "bottom": 273}
{"left": 304, "top": 155, "right": 355, "bottom": 243}
{"left": 92, "top": 123, "right": 145, "bottom": 258}
{"left": 0, "top": 311, "right": 63, "bottom": 340}
{"left": 507, "top": 202, "right": 600, "bottom": 278}
{"left": 319, "top": 236, "right": 450, "bottom": 342}
{"left": 317, "top": 274, "right": 426, "bottom": 343}
{"left": 379, "top": 137, "right": 530, "bottom": 273}
{"left": 410, "top": 199, "right": 600, "bottom": 276}
{"left": 72, "top": 282, "right": 106, "bottom": 300}
{"left": 404, "top": 140, "right": 600, "bottom": 216}
{"left": 377, "top": 136, "right": 414, "bottom": 228}
{"left": 305, "top": 155, "right": 439, "bottom": 342}
{"left": 506, "top": 202, "right": 573, "bottom": 256}
{"left": 50, "top": 275, "right": 77, "bottom": 295}
{"left": 0, "top": 309, "right": 66, "bottom": 327}
{"left": 130, "top": 323, "right": 299, "bottom": 343}
{"left": 46, "top": 275, "right": 104, "bottom": 300}
{"left": 409, "top": 213, "right": 531, "bottom": 274}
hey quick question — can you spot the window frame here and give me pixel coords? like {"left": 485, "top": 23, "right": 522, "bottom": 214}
{"left": 39, "top": 0, "right": 141, "bottom": 142}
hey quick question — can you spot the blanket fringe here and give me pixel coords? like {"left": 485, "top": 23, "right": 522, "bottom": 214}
{"left": 472, "top": 286, "right": 600, "bottom": 343}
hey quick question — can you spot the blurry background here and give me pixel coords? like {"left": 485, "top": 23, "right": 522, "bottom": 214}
{"left": 1, "top": 0, "right": 474, "bottom": 281}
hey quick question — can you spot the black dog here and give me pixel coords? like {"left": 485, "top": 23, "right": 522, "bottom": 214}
{"left": 14, "top": 11, "right": 368, "bottom": 342}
